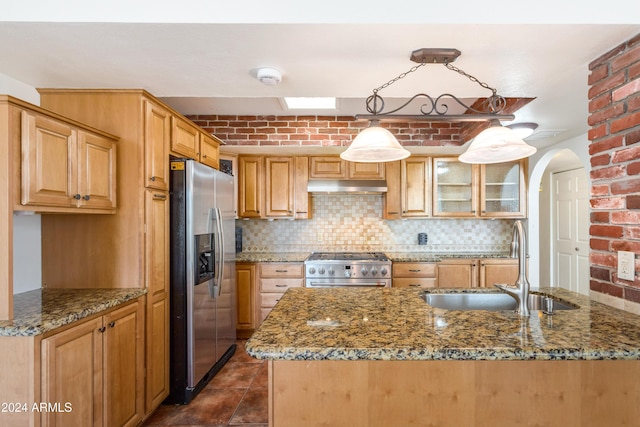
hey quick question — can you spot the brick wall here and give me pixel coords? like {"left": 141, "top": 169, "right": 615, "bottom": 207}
{"left": 588, "top": 33, "right": 640, "bottom": 301}
{"left": 187, "top": 115, "right": 464, "bottom": 147}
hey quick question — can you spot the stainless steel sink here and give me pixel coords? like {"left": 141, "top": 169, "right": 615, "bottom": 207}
{"left": 421, "top": 292, "right": 577, "bottom": 311}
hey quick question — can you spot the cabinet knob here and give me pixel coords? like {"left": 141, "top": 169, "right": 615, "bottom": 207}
{"left": 73, "top": 194, "right": 81, "bottom": 200}
{"left": 109, "top": 321, "right": 116, "bottom": 328}
{"left": 98, "top": 326, "right": 106, "bottom": 333}
{"left": 150, "top": 176, "right": 157, "bottom": 181}
{"left": 83, "top": 195, "right": 91, "bottom": 201}
{"left": 202, "top": 154, "right": 207, "bottom": 158}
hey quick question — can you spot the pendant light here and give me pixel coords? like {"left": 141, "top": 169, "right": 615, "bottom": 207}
{"left": 340, "top": 121, "right": 410, "bottom": 163}
{"left": 458, "top": 120, "right": 537, "bottom": 164}
{"left": 348, "top": 48, "right": 537, "bottom": 164}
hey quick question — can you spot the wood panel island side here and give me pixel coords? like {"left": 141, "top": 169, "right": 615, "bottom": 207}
{"left": 246, "top": 287, "right": 640, "bottom": 427}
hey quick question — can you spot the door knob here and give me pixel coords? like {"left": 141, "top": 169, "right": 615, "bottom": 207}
{"left": 575, "top": 247, "right": 579, "bottom": 251}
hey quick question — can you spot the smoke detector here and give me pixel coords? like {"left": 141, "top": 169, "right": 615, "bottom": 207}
{"left": 256, "top": 68, "right": 282, "bottom": 86}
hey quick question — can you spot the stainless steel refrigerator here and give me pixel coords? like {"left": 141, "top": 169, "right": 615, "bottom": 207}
{"left": 167, "top": 158, "right": 236, "bottom": 404}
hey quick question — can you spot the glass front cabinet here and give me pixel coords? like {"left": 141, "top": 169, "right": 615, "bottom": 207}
{"left": 433, "top": 157, "right": 526, "bottom": 218}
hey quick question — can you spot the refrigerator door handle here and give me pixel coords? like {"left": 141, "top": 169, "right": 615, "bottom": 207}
{"left": 215, "top": 207, "right": 225, "bottom": 297}
{"left": 209, "top": 208, "right": 224, "bottom": 298}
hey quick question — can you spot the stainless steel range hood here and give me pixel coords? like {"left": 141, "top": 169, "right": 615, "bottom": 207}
{"left": 307, "top": 180, "right": 388, "bottom": 194}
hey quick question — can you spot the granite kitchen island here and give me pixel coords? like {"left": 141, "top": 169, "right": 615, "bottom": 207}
{"left": 246, "top": 287, "right": 640, "bottom": 427}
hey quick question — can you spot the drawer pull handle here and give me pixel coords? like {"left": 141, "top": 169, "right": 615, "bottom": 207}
{"left": 409, "top": 283, "right": 422, "bottom": 287}
{"left": 275, "top": 284, "right": 288, "bottom": 288}
{"left": 153, "top": 194, "right": 167, "bottom": 200}
{"left": 275, "top": 270, "right": 288, "bottom": 273}
{"left": 409, "top": 269, "right": 421, "bottom": 272}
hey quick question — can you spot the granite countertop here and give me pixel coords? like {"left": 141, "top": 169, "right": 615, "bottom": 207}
{"left": 235, "top": 252, "right": 311, "bottom": 263}
{"left": 386, "top": 252, "right": 512, "bottom": 262}
{"left": 236, "top": 252, "right": 511, "bottom": 263}
{"left": 0, "top": 288, "right": 147, "bottom": 337}
{"left": 246, "top": 287, "right": 640, "bottom": 361}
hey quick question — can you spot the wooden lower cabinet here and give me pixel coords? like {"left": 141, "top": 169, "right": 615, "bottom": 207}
{"left": 437, "top": 259, "right": 478, "bottom": 288}
{"left": 236, "top": 262, "right": 257, "bottom": 338}
{"left": 269, "top": 359, "right": 640, "bottom": 427}
{"left": 480, "top": 258, "right": 521, "bottom": 288}
{"left": 41, "top": 299, "right": 144, "bottom": 427}
{"left": 257, "top": 263, "right": 304, "bottom": 325}
{"left": 392, "top": 262, "right": 437, "bottom": 289}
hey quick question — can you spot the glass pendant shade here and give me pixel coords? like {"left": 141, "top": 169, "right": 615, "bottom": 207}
{"left": 340, "top": 125, "right": 411, "bottom": 163}
{"left": 458, "top": 124, "right": 537, "bottom": 164}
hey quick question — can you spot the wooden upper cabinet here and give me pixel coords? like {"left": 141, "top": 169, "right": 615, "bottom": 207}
{"left": 384, "top": 160, "right": 402, "bottom": 219}
{"left": 402, "top": 156, "right": 431, "bottom": 217}
{"left": 309, "top": 156, "right": 385, "bottom": 180}
{"left": 432, "top": 157, "right": 478, "bottom": 217}
{"left": 77, "top": 130, "right": 117, "bottom": 210}
{"left": 171, "top": 115, "right": 200, "bottom": 159}
{"left": 20, "top": 109, "right": 116, "bottom": 212}
{"left": 238, "top": 156, "right": 263, "bottom": 218}
{"left": 199, "top": 132, "right": 220, "bottom": 170}
{"left": 170, "top": 115, "right": 220, "bottom": 170}
{"left": 265, "top": 157, "right": 294, "bottom": 217}
{"left": 348, "top": 161, "right": 385, "bottom": 179}
{"left": 294, "top": 156, "right": 310, "bottom": 219}
{"left": 144, "top": 100, "right": 170, "bottom": 191}
{"left": 480, "top": 160, "right": 527, "bottom": 218}
{"left": 309, "top": 156, "right": 346, "bottom": 179}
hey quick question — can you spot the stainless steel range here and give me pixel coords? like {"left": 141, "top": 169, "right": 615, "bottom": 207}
{"left": 304, "top": 252, "right": 391, "bottom": 288}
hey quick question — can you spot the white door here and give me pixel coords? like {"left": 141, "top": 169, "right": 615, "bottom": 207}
{"left": 552, "top": 168, "right": 590, "bottom": 295}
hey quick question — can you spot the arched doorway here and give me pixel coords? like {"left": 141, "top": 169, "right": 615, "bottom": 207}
{"left": 528, "top": 143, "right": 591, "bottom": 295}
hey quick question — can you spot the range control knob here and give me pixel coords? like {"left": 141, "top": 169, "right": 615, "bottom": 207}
{"left": 328, "top": 267, "right": 335, "bottom": 275}
{"left": 361, "top": 268, "right": 368, "bottom": 276}
{"left": 308, "top": 267, "right": 316, "bottom": 275}
{"left": 380, "top": 267, "right": 388, "bottom": 276}
{"left": 371, "top": 268, "right": 378, "bottom": 276}
{"left": 318, "top": 267, "right": 326, "bottom": 275}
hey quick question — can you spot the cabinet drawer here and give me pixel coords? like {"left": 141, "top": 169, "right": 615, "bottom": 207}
{"left": 393, "top": 263, "right": 437, "bottom": 277}
{"left": 393, "top": 278, "right": 437, "bottom": 288}
{"left": 260, "top": 278, "right": 304, "bottom": 293}
{"left": 259, "top": 263, "right": 304, "bottom": 278}
{"left": 260, "top": 292, "right": 285, "bottom": 308}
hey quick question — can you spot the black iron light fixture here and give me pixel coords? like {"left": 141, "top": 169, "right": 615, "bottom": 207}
{"left": 341, "top": 48, "right": 537, "bottom": 164}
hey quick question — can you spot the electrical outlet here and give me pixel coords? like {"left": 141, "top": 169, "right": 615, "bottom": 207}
{"left": 618, "top": 251, "right": 635, "bottom": 281}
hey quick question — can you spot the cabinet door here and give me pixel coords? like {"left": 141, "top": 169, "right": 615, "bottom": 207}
{"left": 236, "top": 263, "right": 256, "bottom": 336}
{"left": 294, "top": 156, "right": 311, "bottom": 219}
{"left": 199, "top": 132, "right": 221, "bottom": 169}
{"left": 433, "top": 157, "right": 477, "bottom": 217}
{"left": 437, "top": 260, "right": 477, "bottom": 288}
{"left": 384, "top": 160, "right": 402, "bottom": 219}
{"left": 20, "top": 110, "right": 77, "bottom": 207}
{"left": 144, "top": 190, "right": 170, "bottom": 411}
{"left": 103, "top": 301, "right": 144, "bottom": 427}
{"left": 41, "top": 317, "right": 103, "bottom": 427}
{"left": 171, "top": 115, "right": 200, "bottom": 160}
{"left": 265, "top": 157, "right": 294, "bottom": 217}
{"left": 238, "top": 156, "right": 263, "bottom": 218}
{"left": 77, "top": 130, "right": 117, "bottom": 209}
{"left": 347, "top": 161, "right": 385, "bottom": 179}
{"left": 309, "top": 156, "right": 346, "bottom": 179}
{"left": 480, "top": 259, "right": 520, "bottom": 288}
{"left": 480, "top": 160, "right": 526, "bottom": 217}
{"left": 144, "top": 100, "right": 170, "bottom": 191}
{"left": 402, "top": 157, "right": 431, "bottom": 217}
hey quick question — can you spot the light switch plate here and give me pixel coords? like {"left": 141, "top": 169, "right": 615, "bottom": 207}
{"left": 618, "top": 251, "right": 636, "bottom": 281}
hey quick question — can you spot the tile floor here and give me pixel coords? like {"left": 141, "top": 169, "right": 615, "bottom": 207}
{"left": 143, "top": 340, "right": 268, "bottom": 427}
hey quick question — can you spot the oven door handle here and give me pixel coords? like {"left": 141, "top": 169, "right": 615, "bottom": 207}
{"left": 306, "top": 281, "right": 388, "bottom": 288}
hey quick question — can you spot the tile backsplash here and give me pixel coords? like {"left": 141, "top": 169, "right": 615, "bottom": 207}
{"left": 237, "top": 194, "right": 515, "bottom": 254}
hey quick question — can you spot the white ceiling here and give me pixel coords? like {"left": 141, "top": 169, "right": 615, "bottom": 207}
{"left": 1, "top": 1, "right": 639, "bottom": 155}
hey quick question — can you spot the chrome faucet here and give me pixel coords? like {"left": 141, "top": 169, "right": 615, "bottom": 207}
{"left": 495, "top": 220, "right": 530, "bottom": 316}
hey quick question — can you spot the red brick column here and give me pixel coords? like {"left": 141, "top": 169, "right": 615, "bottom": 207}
{"left": 588, "top": 34, "right": 640, "bottom": 301}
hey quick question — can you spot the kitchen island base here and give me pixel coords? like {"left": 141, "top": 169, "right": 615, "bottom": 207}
{"left": 268, "top": 359, "right": 640, "bottom": 427}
